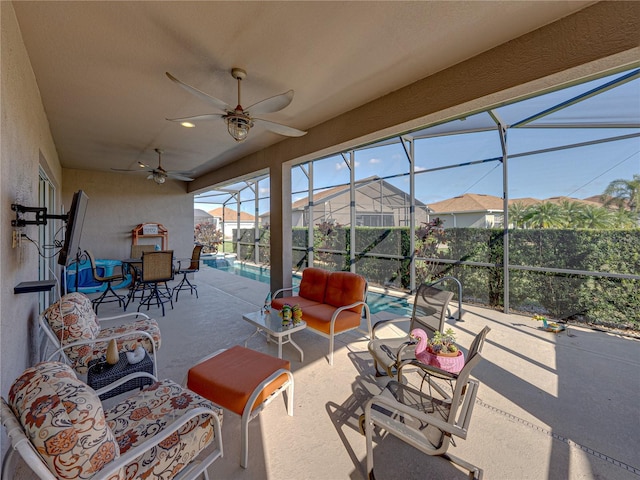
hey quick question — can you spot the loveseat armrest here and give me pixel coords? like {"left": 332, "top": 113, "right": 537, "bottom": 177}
{"left": 270, "top": 286, "right": 296, "bottom": 301}
{"left": 330, "top": 301, "right": 372, "bottom": 338}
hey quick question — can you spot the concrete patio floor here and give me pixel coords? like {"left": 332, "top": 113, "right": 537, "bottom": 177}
{"left": 29, "top": 264, "right": 640, "bottom": 479}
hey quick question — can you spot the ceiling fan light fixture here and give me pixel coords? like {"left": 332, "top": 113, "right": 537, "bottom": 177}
{"left": 152, "top": 172, "right": 166, "bottom": 184}
{"left": 225, "top": 113, "right": 252, "bottom": 142}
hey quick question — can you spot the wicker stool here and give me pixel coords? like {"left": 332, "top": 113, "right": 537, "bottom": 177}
{"left": 187, "top": 345, "right": 294, "bottom": 468}
{"left": 87, "top": 351, "right": 154, "bottom": 400}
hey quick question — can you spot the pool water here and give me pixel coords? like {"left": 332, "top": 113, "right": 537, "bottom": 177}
{"left": 203, "top": 257, "right": 412, "bottom": 316}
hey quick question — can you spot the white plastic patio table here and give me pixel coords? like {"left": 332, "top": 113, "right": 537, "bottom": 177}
{"left": 242, "top": 310, "right": 306, "bottom": 361}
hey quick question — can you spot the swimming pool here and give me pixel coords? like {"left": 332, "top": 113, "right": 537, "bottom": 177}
{"left": 203, "top": 257, "right": 412, "bottom": 316}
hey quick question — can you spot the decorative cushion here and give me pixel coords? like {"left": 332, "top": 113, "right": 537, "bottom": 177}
{"left": 42, "top": 292, "right": 100, "bottom": 346}
{"left": 301, "top": 303, "right": 363, "bottom": 334}
{"left": 8, "top": 362, "right": 122, "bottom": 480}
{"left": 298, "top": 267, "right": 330, "bottom": 303}
{"left": 105, "top": 379, "right": 222, "bottom": 480}
{"left": 270, "top": 295, "right": 321, "bottom": 311}
{"left": 43, "top": 291, "right": 162, "bottom": 374}
{"left": 324, "top": 271, "right": 366, "bottom": 314}
{"left": 187, "top": 345, "right": 290, "bottom": 415}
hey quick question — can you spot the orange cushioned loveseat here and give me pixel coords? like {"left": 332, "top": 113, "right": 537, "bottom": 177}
{"left": 270, "top": 267, "right": 371, "bottom": 365}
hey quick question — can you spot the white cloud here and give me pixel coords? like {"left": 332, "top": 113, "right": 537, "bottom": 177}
{"left": 369, "top": 158, "right": 381, "bottom": 164}
{"left": 335, "top": 161, "right": 360, "bottom": 170}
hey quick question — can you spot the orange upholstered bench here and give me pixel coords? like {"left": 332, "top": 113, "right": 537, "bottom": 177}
{"left": 187, "top": 345, "right": 294, "bottom": 468}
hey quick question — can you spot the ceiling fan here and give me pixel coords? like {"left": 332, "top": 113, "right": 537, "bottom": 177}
{"left": 111, "top": 148, "right": 194, "bottom": 184}
{"left": 165, "top": 68, "right": 307, "bottom": 142}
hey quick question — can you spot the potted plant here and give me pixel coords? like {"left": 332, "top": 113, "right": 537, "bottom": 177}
{"left": 411, "top": 327, "right": 465, "bottom": 374}
{"left": 427, "top": 328, "right": 460, "bottom": 357}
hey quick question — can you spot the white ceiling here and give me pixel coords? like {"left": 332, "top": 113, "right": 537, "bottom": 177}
{"left": 12, "top": 1, "right": 593, "bottom": 182}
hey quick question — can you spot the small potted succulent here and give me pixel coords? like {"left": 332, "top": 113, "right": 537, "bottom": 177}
{"left": 427, "top": 328, "right": 460, "bottom": 357}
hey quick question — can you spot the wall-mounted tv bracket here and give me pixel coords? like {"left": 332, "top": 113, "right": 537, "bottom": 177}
{"left": 11, "top": 204, "right": 68, "bottom": 227}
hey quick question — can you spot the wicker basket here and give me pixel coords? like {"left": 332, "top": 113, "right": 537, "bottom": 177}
{"left": 87, "top": 351, "right": 153, "bottom": 400}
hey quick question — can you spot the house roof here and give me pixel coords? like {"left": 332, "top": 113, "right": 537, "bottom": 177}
{"left": 429, "top": 193, "right": 607, "bottom": 214}
{"left": 290, "top": 176, "right": 429, "bottom": 211}
{"left": 208, "top": 207, "right": 255, "bottom": 222}
{"left": 194, "top": 209, "right": 213, "bottom": 218}
{"left": 428, "top": 194, "right": 505, "bottom": 213}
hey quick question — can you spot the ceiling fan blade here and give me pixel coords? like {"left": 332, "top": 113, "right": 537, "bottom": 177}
{"left": 111, "top": 167, "right": 152, "bottom": 173}
{"left": 253, "top": 117, "right": 307, "bottom": 137}
{"left": 246, "top": 90, "right": 294, "bottom": 115}
{"left": 166, "top": 113, "right": 225, "bottom": 123}
{"left": 166, "top": 72, "right": 231, "bottom": 112}
{"left": 167, "top": 172, "right": 194, "bottom": 181}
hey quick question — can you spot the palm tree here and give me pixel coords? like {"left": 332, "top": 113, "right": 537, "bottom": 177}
{"left": 523, "top": 202, "right": 564, "bottom": 228}
{"left": 579, "top": 205, "right": 614, "bottom": 229}
{"left": 508, "top": 201, "right": 531, "bottom": 228}
{"left": 557, "top": 200, "right": 585, "bottom": 227}
{"left": 601, "top": 174, "right": 640, "bottom": 223}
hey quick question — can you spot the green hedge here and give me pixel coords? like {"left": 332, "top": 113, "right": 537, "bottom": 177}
{"left": 235, "top": 226, "right": 639, "bottom": 329}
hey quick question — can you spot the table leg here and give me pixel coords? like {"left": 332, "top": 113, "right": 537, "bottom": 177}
{"left": 244, "top": 328, "right": 261, "bottom": 348}
{"left": 287, "top": 334, "right": 304, "bottom": 362}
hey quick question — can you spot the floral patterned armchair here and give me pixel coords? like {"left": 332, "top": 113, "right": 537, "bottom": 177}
{"left": 1, "top": 361, "right": 223, "bottom": 480}
{"left": 40, "top": 292, "right": 161, "bottom": 374}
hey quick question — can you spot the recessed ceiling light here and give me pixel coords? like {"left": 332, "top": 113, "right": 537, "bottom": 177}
{"left": 181, "top": 122, "right": 195, "bottom": 128}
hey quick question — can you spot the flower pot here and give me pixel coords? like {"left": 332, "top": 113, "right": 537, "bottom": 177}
{"left": 418, "top": 349, "right": 465, "bottom": 374}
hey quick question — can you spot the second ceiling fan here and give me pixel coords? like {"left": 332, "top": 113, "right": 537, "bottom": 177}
{"left": 112, "top": 148, "right": 193, "bottom": 184}
{"left": 166, "top": 68, "right": 307, "bottom": 142}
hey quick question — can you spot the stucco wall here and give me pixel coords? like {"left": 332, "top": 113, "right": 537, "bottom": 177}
{"left": 0, "top": 3, "right": 194, "bottom": 463}
{"left": 0, "top": 1, "right": 63, "bottom": 457}
{"left": 63, "top": 169, "right": 194, "bottom": 260}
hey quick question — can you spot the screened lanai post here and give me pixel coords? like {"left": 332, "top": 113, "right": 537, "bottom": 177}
{"left": 494, "top": 116, "right": 510, "bottom": 315}
{"left": 347, "top": 151, "right": 356, "bottom": 273}
{"left": 253, "top": 180, "right": 260, "bottom": 265}
{"left": 235, "top": 193, "right": 241, "bottom": 258}
{"left": 404, "top": 135, "right": 417, "bottom": 293}
{"left": 307, "top": 163, "right": 314, "bottom": 267}
{"left": 269, "top": 161, "right": 293, "bottom": 295}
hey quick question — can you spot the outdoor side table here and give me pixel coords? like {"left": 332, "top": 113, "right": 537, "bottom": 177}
{"left": 87, "top": 351, "right": 153, "bottom": 400}
{"left": 242, "top": 310, "right": 307, "bottom": 361}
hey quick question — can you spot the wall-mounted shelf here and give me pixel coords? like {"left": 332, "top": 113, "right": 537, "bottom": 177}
{"left": 14, "top": 279, "right": 56, "bottom": 294}
{"left": 132, "top": 223, "right": 168, "bottom": 250}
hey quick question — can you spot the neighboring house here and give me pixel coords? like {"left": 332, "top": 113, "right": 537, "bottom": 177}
{"left": 428, "top": 193, "right": 607, "bottom": 228}
{"left": 194, "top": 208, "right": 217, "bottom": 229}
{"left": 427, "top": 194, "right": 505, "bottom": 228}
{"left": 261, "top": 176, "right": 432, "bottom": 228}
{"left": 208, "top": 207, "right": 256, "bottom": 239}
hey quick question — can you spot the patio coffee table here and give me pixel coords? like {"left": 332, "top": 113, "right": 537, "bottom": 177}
{"left": 242, "top": 310, "right": 306, "bottom": 361}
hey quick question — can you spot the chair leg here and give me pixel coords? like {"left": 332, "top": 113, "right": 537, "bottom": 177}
{"left": 92, "top": 281, "right": 125, "bottom": 314}
{"left": 173, "top": 272, "right": 198, "bottom": 301}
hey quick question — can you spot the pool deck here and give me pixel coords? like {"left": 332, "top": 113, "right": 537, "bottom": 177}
{"left": 25, "top": 263, "right": 640, "bottom": 479}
